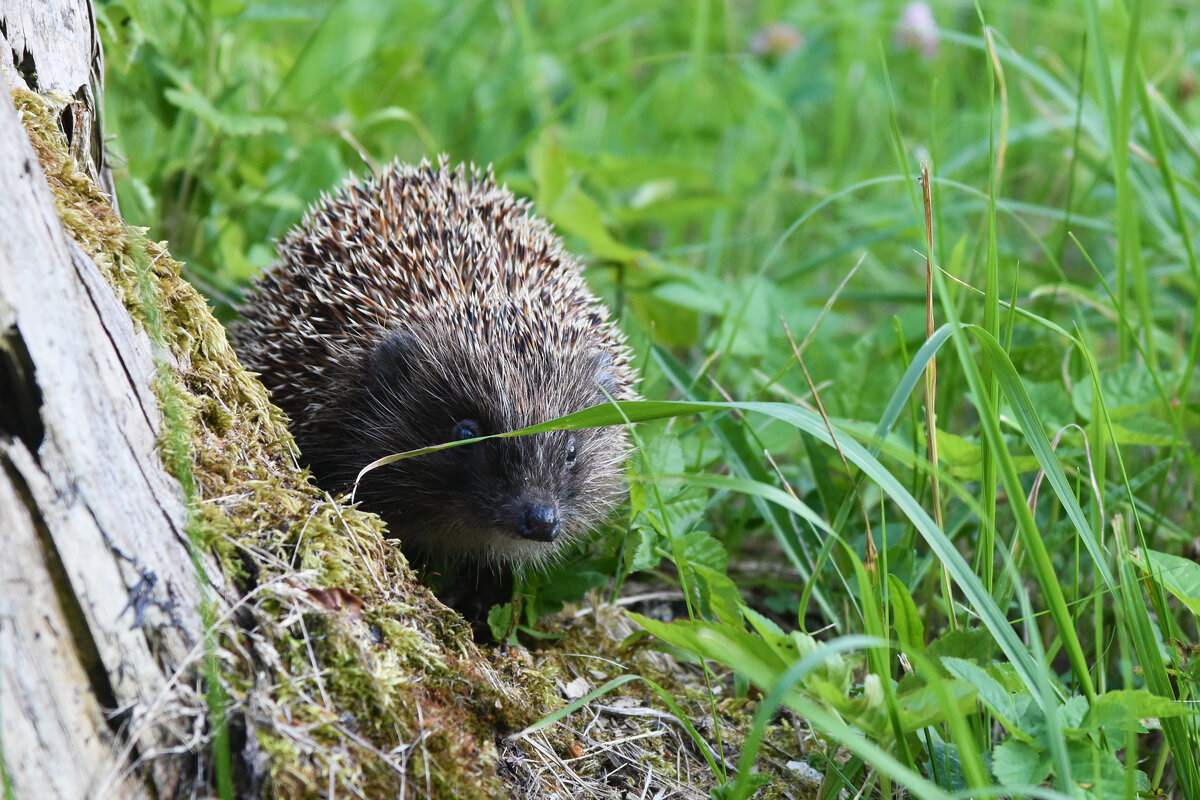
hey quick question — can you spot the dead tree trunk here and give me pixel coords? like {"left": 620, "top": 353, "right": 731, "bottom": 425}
{"left": 1, "top": 2, "right": 207, "bottom": 797}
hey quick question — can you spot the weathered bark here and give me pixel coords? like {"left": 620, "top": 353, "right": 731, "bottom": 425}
{"left": 1, "top": 2, "right": 206, "bottom": 797}
{"left": 1, "top": 0, "right": 117, "bottom": 203}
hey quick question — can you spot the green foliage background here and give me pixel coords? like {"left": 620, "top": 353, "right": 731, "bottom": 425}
{"left": 97, "top": 0, "right": 1200, "bottom": 796}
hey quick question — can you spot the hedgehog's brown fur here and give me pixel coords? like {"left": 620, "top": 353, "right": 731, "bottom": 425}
{"left": 232, "top": 157, "right": 637, "bottom": 570}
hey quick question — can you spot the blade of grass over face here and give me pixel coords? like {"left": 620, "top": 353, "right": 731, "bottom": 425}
{"left": 651, "top": 344, "right": 840, "bottom": 628}
{"left": 393, "top": 395, "right": 1083, "bottom": 707}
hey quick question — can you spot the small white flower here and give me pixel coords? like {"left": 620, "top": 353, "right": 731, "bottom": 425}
{"left": 896, "top": 1, "right": 940, "bottom": 59}
{"left": 750, "top": 23, "right": 804, "bottom": 58}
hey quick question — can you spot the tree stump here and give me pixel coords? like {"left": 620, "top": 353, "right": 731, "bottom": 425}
{"left": 1, "top": 3, "right": 213, "bottom": 797}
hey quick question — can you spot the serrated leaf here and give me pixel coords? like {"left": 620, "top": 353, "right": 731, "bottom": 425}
{"left": 689, "top": 564, "right": 743, "bottom": 626}
{"left": 1020, "top": 381, "right": 1076, "bottom": 431}
{"left": 1070, "top": 363, "right": 1178, "bottom": 422}
{"left": 934, "top": 428, "right": 1039, "bottom": 479}
{"left": 1067, "top": 739, "right": 1149, "bottom": 798}
{"left": 624, "top": 522, "right": 660, "bottom": 573}
{"left": 941, "top": 657, "right": 1022, "bottom": 734}
{"left": 934, "top": 429, "right": 981, "bottom": 473}
{"left": 991, "top": 739, "right": 1049, "bottom": 787}
{"left": 888, "top": 680, "right": 977, "bottom": 732}
{"left": 679, "top": 530, "right": 727, "bottom": 572}
{"left": 746, "top": 608, "right": 854, "bottom": 695}
{"left": 631, "top": 614, "right": 791, "bottom": 694}
{"left": 1106, "top": 420, "right": 1175, "bottom": 446}
{"left": 1084, "top": 689, "right": 1196, "bottom": 735}
{"left": 1060, "top": 695, "right": 1089, "bottom": 729}
{"left": 640, "top": 431, "right": 686, "bottom": 477}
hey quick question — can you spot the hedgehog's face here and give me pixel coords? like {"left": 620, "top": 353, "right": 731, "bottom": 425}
{"left": 305, "top": 313, "right": 631, "bottom": 569}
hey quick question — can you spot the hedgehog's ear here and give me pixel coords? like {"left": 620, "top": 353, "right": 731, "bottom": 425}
{"left": 367, "top": 331, "right": 418, "bottom": 385}
{"left": 592, "top": 351, "right": 618, "bottom": 399}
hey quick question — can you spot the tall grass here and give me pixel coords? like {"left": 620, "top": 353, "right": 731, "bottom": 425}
{"left": 100, "top": 0, "right": 1200, "bottom": 796}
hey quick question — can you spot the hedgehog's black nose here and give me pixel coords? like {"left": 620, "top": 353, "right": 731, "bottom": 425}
{"left": 516, "top": 503, "right": 560, "bottom": 542}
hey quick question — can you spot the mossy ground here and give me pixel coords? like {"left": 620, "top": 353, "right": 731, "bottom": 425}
{"left": 14, "top": 86, "right": 805, "bottom": 798}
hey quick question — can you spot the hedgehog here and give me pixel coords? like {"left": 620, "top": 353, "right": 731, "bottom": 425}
{"left": 232, "top": 157, "right": 638, "bottom": 572}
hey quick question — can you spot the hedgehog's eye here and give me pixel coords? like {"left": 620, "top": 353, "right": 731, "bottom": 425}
{"left": 565, "top": 435, "right": 578, "bottom": 466}
{"left": 453, "top": 419, "right": 481, "bottom": 441}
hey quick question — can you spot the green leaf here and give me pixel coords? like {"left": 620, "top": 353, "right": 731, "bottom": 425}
{"left": 1134, "top": 548, "right": 1200, "bottom": 618}
{"left": 925, "top": 628, "right": 995, "bottom": 663}
{"left": 528, "top": 129, "right": 568, "bottom": 207}
{"left": 530, "top": 570, "right": 607, "bottom": 609}
{"left": 1105, "top": 420, "right": 1175, "bottom": 447}
{"left": 624, "top": 523, "right": 660, "bottom": 574}
{"left": 1084, "top": 689, "right": 1197, "bottom": 735}
{"left": 893, "top": 680, "right": 977, "bottom": 732}
{"left": 630, "top": 614, "right": 793, "bottom": 696}
{"left": 678, "top": 531, "right": 728, "bottom": 572}
{"left": 922, "top": 741, "right": 967, "bottom": 792}
{"left": 690, "top": 564, "right": 743, "bottom": 626}
{"left": 942, "top": 657, "right": 1022, "bottom": 735}
{"left": 208, "top": 0, "right": 246, "bottom": 17}
{"left": 933, "top": 429, "right": 982, "bottom": 478}
{"left": 935, "top": 428, "right": 1042, "bottom": 479}
{"left": 991, "top": 739, "right": 1050, "bottom": 787}
{"left": 1069, "top": 363, "right": 1177, "bottom": 422}
{"left": 652, "top": 280, "right": 729, "bottom": 315}
{"left": 487, "top": 602, "right": 514, "bottom": 644}
{"left": 527, "top": 131, "right": 642, "bottom": 263}
{"left": 1020, "top": 381, "right": 1077, "bottom": 432}
{"left": 163, "top": 88, "right": 285, "bottom": 136}
{"left": 1060, "top": 695, "right": 1089, "bottom": 729}
{"left": 1067, "top": 739, "right": 1149, "bottom": 798}
{"left": 887, "top": 575, "right": 925, "bottom": 654}
{"left": 631, "top": 611, "right": 856, "bottom": 712}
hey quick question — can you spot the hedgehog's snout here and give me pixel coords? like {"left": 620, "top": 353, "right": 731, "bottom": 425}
{"left": 514, "top": 499, "right": 561, "bottom": 543}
